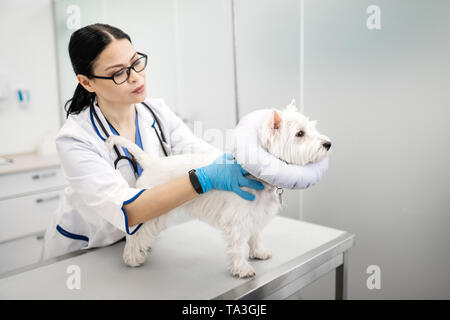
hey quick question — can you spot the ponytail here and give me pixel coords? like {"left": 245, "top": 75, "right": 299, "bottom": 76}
{"left": 64, "top": 83, "right": 96, "bottom": 118}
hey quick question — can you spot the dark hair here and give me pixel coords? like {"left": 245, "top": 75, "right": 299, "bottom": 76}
{"left": 64, "top": 23, "right": 132, "bottom": 118}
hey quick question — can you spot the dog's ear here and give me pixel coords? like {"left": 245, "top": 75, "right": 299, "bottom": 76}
{"left": 269, "top": 109, "right": 282, "bottom": 130}
{"left": 285, "top": 98, "right": 298, "bottom": 112}
{"left": 290, "top": 98, "right": 296, "bottom": 107}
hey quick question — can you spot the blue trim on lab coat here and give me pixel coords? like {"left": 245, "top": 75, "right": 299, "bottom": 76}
{"left": 56, "top": 225, "right": 89, "bottom": 242}
{"left": 122, "top": 189, "right": 146, "bottom": 235}
{"left": 89, "top": 107, "right": 107, "bottom": 141}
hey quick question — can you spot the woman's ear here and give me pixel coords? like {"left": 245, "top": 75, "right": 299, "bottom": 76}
{"left": 77, "top": 74, "right": 95, "bottom": 93}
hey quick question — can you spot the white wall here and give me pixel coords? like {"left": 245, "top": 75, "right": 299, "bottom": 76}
{"left": 233, "top": 0, "right": 302, "bottom": 220}
{"left": 175, "top": 0, "right": 237, "bottom": 138}
{"left": 0, "top": 0, "right": 60, "bottom": 155}
{"left": 298, "top": 0, "right": 450, "bottom": 299}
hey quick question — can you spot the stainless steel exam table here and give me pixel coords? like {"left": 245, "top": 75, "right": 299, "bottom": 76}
{"left": 0, "top": 216, "right": 355, "bottom": 299}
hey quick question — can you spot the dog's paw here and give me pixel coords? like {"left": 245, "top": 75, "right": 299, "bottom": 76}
{"left": 123, "top": 255, "right": 142, "bottom": 267}
{"left": 230, "top": 263, "right": 256, "bottom": 278}
{"left": 123, "top": 248, "right": 149, "bottom": 267}
{"left": 105, "top": 136, "right": 115, "bottom": 151}
{"left": 249, "top": 248, "right": 272, "bottom": 260}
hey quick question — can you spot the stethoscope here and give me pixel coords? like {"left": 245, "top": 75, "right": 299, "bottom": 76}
{"left": 90, "top": 101, "right": 169, "bottom": 175}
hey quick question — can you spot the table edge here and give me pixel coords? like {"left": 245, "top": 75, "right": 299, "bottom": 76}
{"left": 212, "top": 232, "right": 355, "bottom": 300}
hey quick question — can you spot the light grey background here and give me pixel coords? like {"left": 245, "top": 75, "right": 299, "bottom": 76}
{"left": 1, "top": 0, "right": 449, "bottom": 299}
{"left": 299, "top": 0, "right": 450, "bottom": 299}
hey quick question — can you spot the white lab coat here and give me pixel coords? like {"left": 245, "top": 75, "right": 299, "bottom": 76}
{"left": 41, "top": 97, "right": 219, "bottom": 260}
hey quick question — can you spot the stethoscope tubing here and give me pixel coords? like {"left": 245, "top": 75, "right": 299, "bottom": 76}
{"left": 90, "top": 101, "right": 168, "bottom": 175}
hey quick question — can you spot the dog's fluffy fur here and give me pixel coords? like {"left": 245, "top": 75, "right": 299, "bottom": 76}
{"left": 106, "top": 99, "right": 331, "bottom": 278}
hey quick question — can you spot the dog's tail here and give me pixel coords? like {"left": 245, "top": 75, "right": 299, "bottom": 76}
{"left": 105, "top": 135, "right": 156, "bottom": 172}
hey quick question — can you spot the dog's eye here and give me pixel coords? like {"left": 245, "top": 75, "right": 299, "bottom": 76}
{"left": 296, "top": 131, "right": 304, "bottom": 137}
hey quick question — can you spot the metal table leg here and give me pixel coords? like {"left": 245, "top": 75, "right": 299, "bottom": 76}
{"left": 335, "top": 251, "right": 348, "bottom": 300}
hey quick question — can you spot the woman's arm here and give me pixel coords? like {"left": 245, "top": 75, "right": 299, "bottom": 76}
{"left": 124, "top": 174, "right": 198, "bottom": 227}
{"left": 125, "top": 153, "right": 265, "bottom": 227}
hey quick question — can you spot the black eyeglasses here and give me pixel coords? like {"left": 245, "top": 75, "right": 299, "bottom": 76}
{"left": 91, "top": 52, "right": 148, "bottom": 85}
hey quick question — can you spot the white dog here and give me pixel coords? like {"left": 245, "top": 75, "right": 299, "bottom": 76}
{"left": 106, "top": 99, "right": 331, "bottom": 278}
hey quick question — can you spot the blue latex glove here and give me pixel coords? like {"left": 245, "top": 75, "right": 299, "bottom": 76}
{"left": 196, "top": 153, "right": 264, "bottom": 201}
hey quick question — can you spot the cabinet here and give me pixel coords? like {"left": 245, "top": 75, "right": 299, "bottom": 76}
{"left": 0, "top": 188, "right": 63, "bottom": 243}
{"left": 0, "top": 159, "right": 66, "bottom": 275}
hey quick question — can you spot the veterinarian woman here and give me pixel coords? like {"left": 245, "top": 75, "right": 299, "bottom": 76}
{"left": 41, "top": 23, "right": 264, "bottom": 260}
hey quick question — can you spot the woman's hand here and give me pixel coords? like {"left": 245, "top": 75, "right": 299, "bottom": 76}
{"left": 195, "top": 153, "right": 264, "bottom": 200}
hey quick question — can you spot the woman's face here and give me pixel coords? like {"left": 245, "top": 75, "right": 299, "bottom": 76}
{"left": 79, "top": 38, "right": 147, "bottom": 105}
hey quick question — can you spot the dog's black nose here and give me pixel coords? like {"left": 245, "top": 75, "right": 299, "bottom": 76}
{"left": 323, "top": 141, "right": 331, "bottom": 150}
